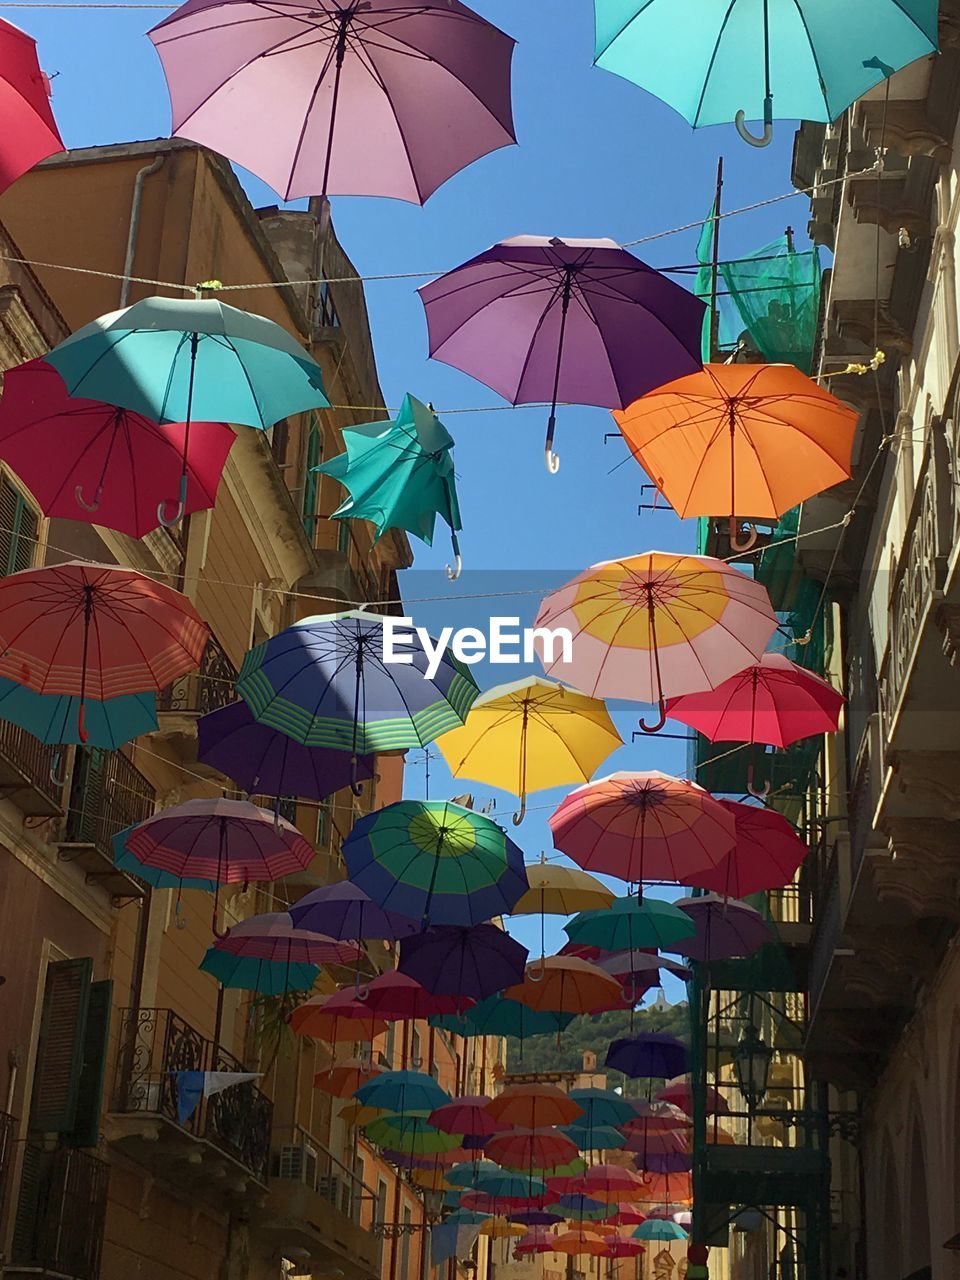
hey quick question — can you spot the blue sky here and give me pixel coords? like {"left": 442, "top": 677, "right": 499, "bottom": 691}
{"left": 16, "top": 0, "right": 805, "bottom": 995}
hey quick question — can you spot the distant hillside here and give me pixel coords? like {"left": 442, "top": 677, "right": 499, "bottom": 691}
{"left": 506, "top": 1002, "right": 690, "bottom": 1090}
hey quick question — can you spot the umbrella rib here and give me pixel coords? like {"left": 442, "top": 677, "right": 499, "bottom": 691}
{"left": 692, "top": 0, "right": 739, "bottom": 130}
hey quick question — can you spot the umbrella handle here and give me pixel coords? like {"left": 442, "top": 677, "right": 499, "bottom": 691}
{"left": 446, "top": 554, "right": 463, "bottom": 582}
{"left": 735, "top": 96, "right": 773, "bottom": 148}
{"left": 527, "top": 960, "right": 546, "bottom": 982}
{"left": 746, "top": 763, "right": 771, "bottom": 800}
{"left": 512, "top": 794, "right": 527, "bottom": 826}
{"left": 728, "top": 516, "right": 759, "bottom": 553}
{"left": 637, "top": 701, "right": 667, "bottom": 734}
{"left": 49, "top": 750, "right": 67, "bottom": 788}
{"left": 74, "top": 483, "right": 102, "bottom": 513}
{"left": 157, "top": 475, "right": 189, "bottom": 528}
{"left": 545, "top": 444, "right": 560, "bottom": 474}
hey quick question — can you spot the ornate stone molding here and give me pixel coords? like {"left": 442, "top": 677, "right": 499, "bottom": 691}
{"left": 889, "top": 751, "right": 960, "bottom": 820}
{"left": 847, "top": 176, "right": 932, "bottom": 238}
{"left": 831, "top": 298, "right": 913, "bottom": 356}
{"left": 855, "top": 100, "right": 952, "bottom": 165}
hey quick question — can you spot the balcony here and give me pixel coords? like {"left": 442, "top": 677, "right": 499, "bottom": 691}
{"left": 7, "top": 1144, "right": 108, "bottom": 1280}
{"left": 0, "top": 717, "right": 64, "bottom": 819}
{"left": 250, "top": 1124, "right": 379, "bottom": 1279}
{"left": 109, "top": 1007, "right": 272, "bottom": 1193}
{"left": 155, "top": 634, "right": 238, "bottom": 758}
{"left": 56, "top": 748, "right": 155, "bottom": 903}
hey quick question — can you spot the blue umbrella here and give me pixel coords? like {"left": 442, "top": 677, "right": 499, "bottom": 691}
{"left": 568, "top": 1088, "right": 636, "bottom": 1128}
{"left": 355, "top": 1070, "right": 450, "bottom": 1115}
{"left": 236, "top": 611, "right": 479, "bottom": 791}
{"left": 45, "top": 295, "right": 329, "bottom": 523}
{"left": 605, "top": 1034, "right": 688, "bottom": 1080}
{"left": 0, "top": 677, "right": 157, "bottom": 752}
{"left": 634, "top": 1220, "right": 688, "bottom": 1241}
{"left": 199, "top": 945, "right": 319, "bottom": 994}
{"left": 112, "top": 826, "right": 217, "bottom": 893}
{"left": 594, "top": 0, "right": 937, "bottom": 148}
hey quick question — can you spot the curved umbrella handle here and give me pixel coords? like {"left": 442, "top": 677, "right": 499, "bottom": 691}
{"left": 512, "top": 794, "right": 527, "bottom": 826}
{"left": 746, "top": 763, "right": 772, "bottom": 800}
{"left": 527, "top": 959, "right": 546, "bottom": 983}
{"left": 637, "top": 700, "right": 667, "bottom": 734}
{"left": 49, "top": 750, "right": 67, "bottom": 788}
{"left": 75, "top": 483, "right": 103, "bottom": 513}
{"left": 158, "top": 475, "right": 189, "bottom": 529}
{"left": 735, "top": 96, "right": 773, "bottom": 148}
{"left": 545, "top": 444, "right": 560, "bottom": 474}
{"left": 350, "top": 755, "right": 364, "bottom": 798}
{"left": 446, "top": 554, "right": 462, "bottom": 582}
{"left": 729, "top": 517, "right": 759, "bottom": 553}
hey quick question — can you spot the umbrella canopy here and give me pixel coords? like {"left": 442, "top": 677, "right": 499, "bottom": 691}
{"left": 358, "top": 971, "right": 471, "bottom": 1021}
{"left": 689, "top": 799, "right": 810, "bottom": 898}
{"left": 636, "top": 1172, "right": 692, "bottom": 1206}
{"left": 486, "top": 1085, "right": 583, "bottom": 1130}
{"left": 533, "top": 552, "right": 777, "bottom": 729}
{"left": 367, "top": 1114, "right": 464, "bottom": 1155}
{"left": 511, "top": 1212, "right": 563, "bottom": 1230}
{"left": 420, "top": 235, "right": 703, "bottom": 470}
{"left": 399, "top": 924, "right": 528, "bottom": 1001}
{"left": 548, "top": 1195, "right": 617, "bottom": 1223}
{"left": 339, "top": 1100, "right": 384, "bottom": 1128}
{"left": 479, "top": 1218, "right": 526, "bottom": 1240}
{"left": 150, "top": 0, "right": 516, "bottom": 204}
{"left": 430, "top": 1098, "right": 503, "bottom": 1140}
{"left": 515, "top": 1226, "right": 560, "bottom": 1251}
{"left": 639, "top": 1152, "right": 692, "bottom": 1174}
{"left": 314, "top": 1058, "right": 383, "bottom": 1097}
{"left": 446, "top": 1162, "right": 502, "bottom": 1189}
{"left": 431, "top": 996, "right": 575, "bottom": 1041}
{"left": 624, "top": 1102, "right": 692, "bottom": 1137}
{"left": 605, "top": 1034, "right": 688, "bottom": 1080}
{"left": 600, "top": 1234, "right": 645, "bottom": 1258}
{"left": 510, "top": 859, "right": 615, "bottom": 916}
{"left": 0, "top": 560, "right": 208, "bottom": 734}
{"left": 594, "top": 0, "right": 937, "bottom": 145}
{"left": 504, "top": 957, "right": 624, "bottom": 1016}
{"left": 634, "top": 1220, "right": 688, "bottom": 1242}
{"left": 236, "top": 611, "right": 478, "bottom": 766}
{"left": 436, "top": 676, "right": 622, "bottom": 822}
{"left": 560, "top": 1123, "right": 627, "bottom": 1153}
{"left": 317, "top": 393, "right": 464, "bottom": 573}
{"left": 0, "top": 679, "right": 157, "bottom": 750}
{"left": 486, "top": 1128, "right": 579, "bottom": 1173}
{"left": 564, "top": 895, "right": 696, "bottom": 953}
{"left": 0, "top": 360, "right": 235, "bottom": 537}
{"left": 567, "top": 1089, "right": 636, "bottom": 1129}
{"left": 288, "top": 882, "right": 418, "bottom": 942}
{"left": 112, "top": 826, "right": 217, "bottom": 893}
{"left": 673, "top": 893, "right": 773, "bottom": 961}
{"left": 216, "top": 912, "right": 363, "bottom": 966}
{"left": 198, "top": 699, "right": 376, "bottom": 800}
{"left": 0, "top": 18, "right": 64, "bottom": 195}
{"left": 550, "top": 771, "right": 736, "bottom": 884}
{"left": 596, "top": 951, "right": 692, "bottom": 987}
{"left": 471, "top": 1171, "right": 548, "bottom": 1203}
{"left": 355, "top": 1070, "right": 449, "bottom": 1115}
{"left": 613, "top": 364, "right": 857, "bottom": 548}
{"left": 656, "top": 1079, "right": 728, "bottom": 1117}
{"left": 344, "top": 799, "right": 528, "bottom": 927}
{"left": 288, "top": 994, "right": 388, "bottom": 1041}
{"left": 610, "top": 1207, "right": 648, "bottom": 1226}
{"left": 199, "top": 946, "right": 318, "bottom": 994}
{"left": 553, "top": 1229, "right": 610, "bottom": 1256}
{"left": 576, "top": 1164, "right": 646, "bottom": 1202}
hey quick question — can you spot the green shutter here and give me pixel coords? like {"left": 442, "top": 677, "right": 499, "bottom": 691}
{"left": 30, "top": 958, "right": 93, "bottom": 1134}
{"left": 337, "top": 520, "right": 351, "bottom": 554}
{"left": 0, "top": 475, "right": 39, "bottom": 575}
{"left": 302, "top": 416, "right": 322, "bottom": 537}
{"left": 68, "top": 980, "right": 112, "bottom": 1149}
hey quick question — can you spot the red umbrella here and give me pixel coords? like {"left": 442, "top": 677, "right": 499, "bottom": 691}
{"left": 215, "top": 912, "right": 364, "bottom": 965}
{"left": 623, "top": 1101, "right": 690, "bottom": 1135}
{"left": 0, "top": 560, "right": 209, "bottom": 738}
{"left": 360, "top": 970, "right": 472, "bottom": 1021}
{"left": 515, "top": 1229, "right": 558, "bottom": 1256}
{"left": 430, "top": 1097, "right": 505, "bottom": 1139}
{"left": 289, "top": 993, "right": 389, "bottom": 1041}
{"left": 600, "top": 1234, "right": 645, "bottom": 1258}
{"left": 486, "top": 1127, "right": 578, "bottom": 1172}
{"left": 461, "top": 1190, "right": 548, "bottom": 1214}
{"left": 656, "top": 1079, "right": 729, "bottom": 1116}
{"left": 0, "top": 19, "right": 63, "bottom": 196}
{"left": 0, "top": 360, "right": 234, "bottom": 537}
{"left": 688, "top": 799, "right": 811, "bottom": 898}
{"left": 314, "top": 1057, "right": 384, "bottom": 1097}
{"left": 610, "top": 1207, "right": 647, "bottom": 1226}
{"left": 575, "top": 1163, "right": 646, "bottom": 1203}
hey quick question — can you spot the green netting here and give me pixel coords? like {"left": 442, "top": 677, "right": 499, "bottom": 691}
{"left": 695, "top": 226, "right": 822, "bottom": 372}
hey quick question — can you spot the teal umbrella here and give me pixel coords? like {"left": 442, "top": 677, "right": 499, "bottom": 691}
{"left": 355, "top": 1070, "right": 450, "bottom": 1115}
{"left": 317, "top": 393, "right": 464, "bottom": 578}
{"left": 473, "top": 1171, "right": 548, "bottom": 1200}
{"left": 567, "top": 1088, "right": 636, "bottom": 1128}
{"left": 446, "top": 1161, "right": 502, "bottom": 1189}
{"left": 199, "top": 945, "right": 319, "bottom": 995}
{"left": 634, "top": 1220, "right": 688, "bottom": 1241}
{"left": 559, "top": 1123, "right": 627, "bottom": 1152}
{"left": 45, "top": 295, "right": 329, "bottom": 523}
{"left": 0, "top": 677, "right": 157, "bottom": 754}
{"left": 594, "top": 0, "right": 937, "bottom": 147}
{"left": 430, "top": 995, "right": 575, "bottom": 1040}
{"left": 564, "top": 896, "right": 695, "bottom": 952}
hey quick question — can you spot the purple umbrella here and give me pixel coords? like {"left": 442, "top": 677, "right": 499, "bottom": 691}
{"left": 670, "top": 894, "right": 772, "bottom": 962}
{"left": 398, "top": 924, "right": 528, "bottom": 1000}
{"left": 149, "top": 0, "right": 516, "bottom": 204}
{"left": 289, "top": 881, "right": 418, "bottom": 942}
{"left": 605, "top": 1034, "right": 688, "bottom": 1080}
{"left": 418, "top": 235, "right": 704, "bottom": 471}
{"left": 596, "top": 951, "right": 692, "bottom": 985}
{"left": 636, "top": 1152, "right": 692, "bottom": 1175}
{"left": 510, "top": 1210, "right": 563, "bottom": 1227}
{"left": 198, "top": 699, "right": 375, "bottom": 800}
{"left": 215, "top": 911, "right": 365, "bottom": 965}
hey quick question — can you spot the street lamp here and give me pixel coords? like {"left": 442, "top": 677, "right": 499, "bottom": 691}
{"left": 732, "top": 1024, "right": 773, "bottom": 1109}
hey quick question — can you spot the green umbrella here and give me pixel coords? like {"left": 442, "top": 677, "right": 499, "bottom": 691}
{"left": 199, "top": 946, "right": 319, "bottom": 995}
{"left": 317, "top": 393, "right": 463, "bottom": 577}
{"left": 365, "top": 1113, "right": 464, "bottom": 1156}
{"left": 564, "top": 895, "right": 695, "bottom": 952}
{"left": 559, "top": 1123, "right": 627, "bottom": 1152}
{"left": 430, "top": 995, "right": 576, "bottom": 1040}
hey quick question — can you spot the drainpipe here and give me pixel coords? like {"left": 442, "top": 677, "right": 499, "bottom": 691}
{"left": 120, "top": 155, "right": 165, "bottom": 308}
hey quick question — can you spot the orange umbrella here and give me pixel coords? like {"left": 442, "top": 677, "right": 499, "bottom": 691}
{"left": 614, "top": 363, "right": 857, "bottom": 551}
{"left": 487, "top": 1084, "right": 584, "bottom": 1129}
{"left": 576, "top": 1163, "right": 646, "bottom": 1203}
{"left": 504, "top": 957, "right": 624, "bottom": 1017}
{"left": 313, "top": 1056, "right": 384, "bottom": 1096}
{"left": 553, "top": 1230, "right": 609, "bottom": 1258}
{"left": 636, "top": 1172, "right": 692, "bottom": 1205}
{"left": 288, "top": 994, "right": 388, "bottom": 1041}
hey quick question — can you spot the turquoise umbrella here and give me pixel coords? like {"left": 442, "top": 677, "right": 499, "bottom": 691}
{"left": 316, "top": 393, "right": 464, "bottom": 579}
{"left": 567, "top": 1088, "right": 636, "bottom": 1128}
{"left": 634, "top": 1220, "right": 689, "bottom": 1241}
{"left": 594, "top": 0, "right": 938, "bottom": 147}
{"left": 199, "top": 945, "right": 319, "bottom": 995}
{"left": 430, "top": 995, "right": 576, "bottom": 1040}
{"left": 564, "top": 896, "right": 696, "bottom": 952}
{"left": 446, "top": 1162, "right": 502, "bottom": 1189}
{"left": 473, "top": 1171, "right": 548, "bottom": 1200}
{"left": 112, "top": 826, "right": 217, "bottom": 893}
{"left": 559, "top": 1123, "right": 627, "bottom": 1152}
{"left": 0, "top": 677, "right": 157, "bottom": 754}
{"left": 355, "top": 1070, "right": 450, "bottom": 1115}
{"left": 45, "top": 295, "right": 329, "bottom": 523}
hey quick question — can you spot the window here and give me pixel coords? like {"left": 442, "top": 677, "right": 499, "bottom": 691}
{"left": 411, "top": 1026, "right": 422, "bottom": 1068}
{"left": 376, "top": 1178, "right": 388, "bottom": 1273}
{"left": 302, "top": 414, "right": 323, "bottom": 539}
{"left": 315, "top": 800, "right": 330, "bottom": 847}
{"left": 400, "top": 1206, "right": 412, "bottom": 1279}
{"left": 384, "top": 1023, "right": 396, "bottom": 1070}
{"left": 270, "top": 418, "right": 290, "bottom": 467}
{"left": 337, "top": 520, "right": 351, "bottom": 555}
{"left": 315, "top": 279, "right": 341, "bottom": 329}
{"left": 0, "top": 473, "right": 39, "bottom": 575}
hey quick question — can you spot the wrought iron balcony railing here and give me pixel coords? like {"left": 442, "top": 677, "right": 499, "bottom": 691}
{"left": 158, "top": 633, "right": 238, "bottom": 715}
{"left": 0, "top": 717, "right": 63, "bottom": 817}
{"left": 10, "top": 1144, "right": 109, "bottom": 1280}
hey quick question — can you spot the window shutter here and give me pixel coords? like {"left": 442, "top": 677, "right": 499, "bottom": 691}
{"left": 68, "top": 980, "right": 112, "bottom": 1149}
{"left": 30, "top": 958, "right": 93, "bottom": 1134}
{"left": 302, "top": 415, "right": 322, "bottom": 537}
{"left": 0, "top": 474, "right": 38, "bottom": 575}
{"left": 0, "top": 475, "right": 18, "bottom": 575}
{"left": 11, "top": 1143, "right": 45, "bottom": 1261}
{"left": 12, "top": 499, "right": 38, "bottom": 573}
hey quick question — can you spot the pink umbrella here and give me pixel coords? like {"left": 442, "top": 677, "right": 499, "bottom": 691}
{"left": 600, "top": 1235, "right": 645, "bottom": 1258}
{"left": 688, "top": 800, "right": 810, "bottom": 898}
{"left": 149, "top": 0, "right": 516, "bottom": 204}
{"left": 360, "top": 970, "right": 473, "bottom": 1021}
{"left": 0, "top": 19, "right": 63, "bottom": 197}
{"left": 596, "top": 950, "right": 692, "bottom": 985}
{"left": 430, "top": 1097, "right": 505, "bottom": 1140}
{"left": 216, "top": 912, "right": 364, "bottom": 965}
{"left": 656, "top": 1079, "right": 729, "bottom": 1117}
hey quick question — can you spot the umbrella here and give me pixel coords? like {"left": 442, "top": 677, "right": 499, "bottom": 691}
{"left": 112, "top": 826, "right": 217, "bottom": 894}
{"left": 688, "top": 799, "right": 810, "bottom": 898}
{"left": 314, "top": 1057, "right": 384, "bottom": 1097}
{"left": 355, "top": 1070, "right": 449, "bottom": 1115}
{"left": 149, "top": 0, "right": 516, "bottom": 204}
{"left": 634, "top": 1220, "right": 688, "bottom": 1242}
{"left": 45, "top": 295, "right": 329, "bottom": 524}
{"left": 605, "top": 1034, "right": 688, "bottom": 1080}
{"left": 609, "top": 1207, "right": 647, "bottom": 1226}
{"left": 288, "top": 882, "right": 418, "bottom": 942}
{"left": 595, "top": 951, "right": 692, "bottom": 987}
{"left": 486, "top": 1085, "right": 583, "bottom": 1130}
{"left": 656, "top": 1079, "right": 728, "bottom": 1117}
{"left": 216, "top": 912, "right": 364, "bottom": 965}
{"left": 550, "top": 771, "right": 737, "bottom": 884}
{"left": 316, "top": 393, "right": 464, "bottom": 577}
{"left": 198, "top": 699, "right": 376, "bottom": 800}
{"left": 0, "top": 560, "right": 209, "bottom": 738}
{"left": 236, "top": 611, "right": 479, "bottom": 787}
{"left": 600, "top": 1235, "right": 645, "bottom": 1258}
{"left": 594, "top": 0, "right": 937, "bottom": 147}
{"left": 366, "top": 1114, "right": 464, "bottom": 1156}
{"left": 199, "top": 946, "right": 318, "bottom": 994}
{"left": 636, "top": 1172, "right": 692, "bottom": 1205}
{"left": 613, "top": 364, "right": 857, "bottom": 550}
{"left": 548, "top": 1196, "right": 616, "bottom": 1223}
{"left": 420, "top": 235, "right": 703, "bottom": 471}
{"left": 567, "top": 1089, "right": 636, "bottom": 1129}
{"left": 485, "top": 1129, "right": 578, "bottom": 1173}
{"left": 288, "top": 994, "right": 388, "bottom": 1042}
{"left": 533, "top": 552, "right": 777, "bottom": 730}
{"left": 576, "top": 1164, "right": 646, "bottom": 1202}
{"left": 672, "top": 893, "right": 773, "bottom": 961}
{"left": 564, "top": 895, "right": 697, "bottom": 953}
{"left": 0, "top": 679, "right": 157, "bottom": 751}
{"left": 412, "top": 1168, "right": 456, "bottom": 1193}
{"left": 0, "top": 359, "right": 234, "bottom": 536}
{"left": 436, "top": 676, "right": 623, "bottom": 822}
{"left": 505, "top": 958, "right": 624, "bottom": 1018}
{"left": 430, "top": 1098, "right": 503, "bottom": 1141}
{"left": 511, "top": 1212, "right": 563, "bottom": 1230}
{"left": 541, "top": 1158, "right": 589, "bottom": 1193}
{"left": 510, "top": 859, "right": 614, "bottom": 916}
{"left": 0, "top": 18, "right": 64, "bottom": 195}
{"left": 343, "top": 799, "right": 528, "bottom": 927}
{"left": 515, "top": 1227, "right": 560, "bottom": 1251}
{"left": 479, "top": 1219, "right": 526, "bottom": 1240}
{"left": 639, "top": 1152, "right": 692, "bottom": 1174}
{"left": 552, "top": 1230, "right": 609, "bottom": 1256}
{"left": 338, "top": 1101, "right": 385, "bottom": 1129}
{"left": 399, "top": 924, "right": 528, "bottom": 1001}
{"left": 560, "top": 1124, "right": 626, "bottom": 1154}
{"left": 357, "top": 971, "right": 471, "bottom": 1021}
{"left": 623, "top": 1102, "right": 691, "bottom": 1136}
{"left": 430, "top": 996, "right": 575, "bottom": 1042}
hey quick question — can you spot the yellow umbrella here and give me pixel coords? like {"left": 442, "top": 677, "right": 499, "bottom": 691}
{"left": 509, "top": 854, "right": 616, "bottom": 967}
{"left": 479, "top": 1218, "right": 527, "bottom": 1239}
{"left": 411, "top": 1167, "right": 456, "bottom": 1192}
{"left": 436, "top": 675, "right": 622, "bottom": 822}
{"left": 338, "top": 1101, "right": 386, "bottom": 1127}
